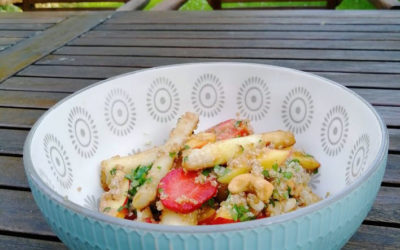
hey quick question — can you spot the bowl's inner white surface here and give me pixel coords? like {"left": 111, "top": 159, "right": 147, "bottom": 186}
{"left": 28, "top": 63, "right": 382, "bottom": 211}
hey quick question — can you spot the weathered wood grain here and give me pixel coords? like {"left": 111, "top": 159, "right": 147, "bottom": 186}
{"left": 107, "top": 16, "right": 400, "bottom": 25}
{"left": 0, "top": 107, "right": 44, "bottom": 128}
{"left": 111, "top": 9, "right": 400, "bottom": 18}
{"left": 96, "top": 23, "right": 400, "bottom": 33}
{"left": 376, "top": 106, "right": 400, "bottom": 127}
{"left": 366, "top": 186, "right": 400, "bottom": 224}
{"left": 389, "top": 129, "right": 400, "bottom": 152}
{"left": 69, "top": 37, "right": 400, "bottom": 51}
{"left": 317, "top": 72, "right": 400, "bottom": 89}
{"left": 0, "top": 90, "right": 68, "bottom": 109}
{"left": 0, "top": 189, "right": 55, "bottom": 237}
{"left": 0, "top": 18, "right": 63, "bottom": 24}
{"left": 17, "top": 65, "right": 138, "bottom": 79}
{"left": 0, "top": 129, "right": 28, "bottom": 155}
{"left": 384, "top": 154, "right": 400, "bottom": 185}
{"left": 36, "top": 55, "right": 400, "bottom": 74}
{"left": 344, "top": 224, "right": 400, "bottom": 250}
{"left": 0, "top": 37, "right": 22, "bottom": 46}
{"left": 0, "top": 156, "right": 27, "bottom": 188}
{"left": 84, "top": 30, "right": 400, "bottom": 41}
{"left": 351, "top": 89, "right": 400, "bottom": 107}
{"left": 0, "top": 23, "right": 53, "bottom": 31}
{"left": 0, "top": 31, "right": 35, "bottom": 38}
{"left": 54, "top": 46, "right": 400, "bottom": 62}
{"left": 0, "top": 77, "right": 96, "bottom": 92}
{"left": 0, "top": 12, "right": 111, "bottom": 83}
{"left": 0, "top": 235, "right": 65, "bottom": 250}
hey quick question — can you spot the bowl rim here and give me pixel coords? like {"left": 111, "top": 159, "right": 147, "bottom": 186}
{"left": 23, "top": 62, "right": 389, "bottom": 233}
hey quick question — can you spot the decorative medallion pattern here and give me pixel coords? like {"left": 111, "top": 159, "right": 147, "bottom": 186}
{"left": 237, "top": 76, "right": 270, "bottom": 121}
{"left": 346, "top": 134, "right": 370, "bottom": 185}
{"left": 191, "top": 74, "right": 225, "bottom": 117}
{"left": 281, "top": 86, "right": 314, "bottom": 134}
{"left": 146, "top": 77, "right": 179, "bottom": 123}
{"left": 321, "top": 106, "right": 349, "bottom": 157}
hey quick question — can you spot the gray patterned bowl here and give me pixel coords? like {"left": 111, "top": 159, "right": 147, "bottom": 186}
{"left": 23, "top": 63, "right": 388, "bottom": 250}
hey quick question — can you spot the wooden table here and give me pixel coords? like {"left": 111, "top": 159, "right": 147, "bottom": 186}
{"left": 0, "top": 10, "right": 399, "bottom": 249}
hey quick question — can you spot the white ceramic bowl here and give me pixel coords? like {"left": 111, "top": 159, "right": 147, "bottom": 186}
{"left": 24, "top": 63, "right": 388, "bottom": 250}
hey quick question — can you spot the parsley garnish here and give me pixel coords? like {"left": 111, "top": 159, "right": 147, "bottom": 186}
{"left": 183, "top": 156, "right": 188, "bottom": 162}
{"left": 262, "top": 169, "right": 269, "bottom": 178}
{"left": 288, "top": 186, "right": 292, "bottom": 197}
{"left": 117, "top": 206, "right": 124, "bottom": 212}
{"left": 305, "top": 154, "right": 314, "bottom": 158}
{"left": 207, "top": 198, "right": 215, "bottom": 207}
{"left": 313, "top": 168, "right": 319, "bottom": 174}
{"left": 283, "top": 171, "right": 293, "bottom": 179}
{"left": 272, "top": 163, "right": 279, "bottom": 172}
{"left": 184, "top": 145, "right": 190, "bottom": 150}
{"left": 169, "top": 152, "right": 176, "bottom": 158}
{"left": 231, "top": 204, "right": 253, "bottom": 222}
{"left": 110, "top": 168, "right": 117, "bottom": 176}
{"left": 202, "top": 168, "right": 212, "bottom": 177}
{"left": 157, "top": 166, "right": 161, "bottom": 170}
{"left": 103, "top": 207, "right": 111, "bottom": 212}
{"left": 239, "top": 145, "right": 244, "bottom": 152}
{"left": 158, "top": 188, "right": 163, "bottom": 193}
{"left": 269, "top": 199, "right": 275, "bottom": 207}
{"left": 234, "top": 120, "right": 242, "bottom": 128}
{"left": 289, "top": 159, "right": 300, "bottom": 164}
{"left": 125, "top": 164, "right": 152, "bottom": 197}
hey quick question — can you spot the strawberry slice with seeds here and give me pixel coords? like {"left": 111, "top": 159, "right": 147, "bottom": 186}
{"left": 209, "top": 217, "right": 236, "bottom": 225}
{"left": 206, "top": 119, "right": 252, "bottom": 141}
{"left": 158, "top": 168, "right": 217, "bottom": 214}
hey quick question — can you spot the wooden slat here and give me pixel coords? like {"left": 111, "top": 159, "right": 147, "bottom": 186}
{"left": 0, "top": 156, "right": 27, "bottom": 188}
{"left": 0, "top": 90, "right": 68, "bottom": 109}
{"left": 0, "top": 18, "right": 63, "bottom": 24}
{"left": 0, "top": 189, "right": 55, "bottom": 237}
{"left": 0, "top": 12, "right": 112, "bottom": 83}
{"left": 351, "top": 89, "right": 400, "bottom": 107}
{"left": 84, "top": 30, "right": 400, "bottom": 41}
{"left": 376, "top": 106, "right": 400, "bottom": 127}
{"left": 0, "top": 23, "right": 53, "bottom": 31}
{"left": 366, "top": 186, "right": 400, "bottom": 224}
{"left": 17, "top": 65, "right": 138, "bottom": 79}
{"left": 0, "top": 31, "right": 36, "bottom": 38}
{"left": 317, "top": 72, "right": 400, "bottom": 89}
{"left": 384, "top": 154, "right": 400, "bottom": 185}
{"left": 36, "top": 55, "right": 400, "bottom": 74}
{"left": 0, "top": 107, "right": 45, "bottom": 128}
{"left": 344, "top": 224, "right": 400, "bottom": 249}
{"left": 96, "top": 23, "right": 400, "bottom": 33}
{"left": 0, "top": 235, "right": 65, "bottom": 250}
{"left": 69, "top": 37, "right": 400, "bottom": 51}
{"left": 389, "top": 129, "right": 400, "bottom": 152}
{"left": 107, "top": 16, "right": 400, "bottom": 25}
{"left": 0, "top": 77, "right": 96, "bottom": 92}
{"left": 0, "top": 38, "right": 23, "bottom": 46}
{"left": 112, "top": 10, "right": 400, "bottom": 18}
{"left": 0, "top": 129, "right": 28, "bottom": 155}
{"left": 53, "top": 46, "right": 400, "bottom": 62}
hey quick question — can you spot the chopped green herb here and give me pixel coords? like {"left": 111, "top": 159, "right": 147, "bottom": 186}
{"left": 262, "top": 169, "right": 269, "bottom": 178}
{"left": 146, "top": 177, "right": 152, "bottom": 183}
{"left": 279, "top": 167, "right": 282, "bottom": 173}
{"left": 258, "top": 139, "right": 263, "bottom": 143}
{"left": 110, "top": 168, "right": 117, "bottom": 176}
{"left": 169, "top": 152, "right": 176, "bottom": 158}
{"left": 288, "top": 186, "right": 292, "bottom": 197}
{"left": 183, "top": 156, "right": 189, "bottom": 162}
{"left": 125, "top": 164, "right": 152, "bottom": 197}
{"left": 305, "top": 153, "right": 314, "bottom": 158}
{"left": 231, "top": 204, "right": 253, "bottom": 222}
{"left": 289, "top": 159, "right": 300, "bottom": 164}
{"left": 207, "top": 198, "right": 215, "bottom": 207}
{"left": 234, "top": 120, "right": 242, "bottom": 128}
{"left": 184, "top": 145, "right": 190, "bottom": 150}
{"left": 117, "top": 206, "right": 124, "bottom": 212}
{"left": 239, "top": 145, "right": 245, "bottom": 152}
{"left": 313, "top": 168, "right": 319, "bottom": 174}
{"left": 202, "top": 168, "right": 212, "bottom": 177}
{"left": 103, "top": 207, "right": 111, "bottom": 213}
{"left": 157, "top": 166, "right": 161, "bottom": 170}
{"left": 269, "top": 199, "right": 275, "bottom": 207}
{"left": 283, "top": 191, "right": 289, "bottom": 200}
{"left": 272, "top": 163, "right": 279, "bottom": 172}
{"left": 158, "top": 188, "right": 163, "bottom": 193}
{"left": 283, "top": 171, "right": 293, "bottom": 179}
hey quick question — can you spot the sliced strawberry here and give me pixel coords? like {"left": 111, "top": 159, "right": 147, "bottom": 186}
{"left": 158, "top": 168, "right": 218, "bottom": 214}
{"left": 198, "top": 207, "right": 216, "bottom": 225}
{"left": 209, "top": 217, "right": 236, "bottom": 225}
{"left": 206, "top": 119, "right": 252, "bottom": 141}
